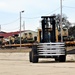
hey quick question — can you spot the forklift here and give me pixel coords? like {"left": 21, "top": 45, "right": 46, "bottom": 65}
{"left": 29, "top": 16, "right": 66, "bottom": 63}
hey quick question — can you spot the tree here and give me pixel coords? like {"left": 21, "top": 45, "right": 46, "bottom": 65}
{"left": 68, "top": 26, "right": 75, "bottom": 38}
{"left": 55, "top": 14, "right": 71, "bottom": 30}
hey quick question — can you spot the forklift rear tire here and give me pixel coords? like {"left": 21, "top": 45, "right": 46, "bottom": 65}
{"left": 59, "top": 55, "right": 66, "bottom": 62}
{"left": 55, "top": 57, "right": 59, "bottom": 62}
{"left": 29, "top": 51, "right": 32, "bottom": 62}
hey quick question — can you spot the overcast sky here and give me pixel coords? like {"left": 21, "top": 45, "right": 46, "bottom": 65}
{"left": 0, "top": 0, "right": 75, "bottom": 32}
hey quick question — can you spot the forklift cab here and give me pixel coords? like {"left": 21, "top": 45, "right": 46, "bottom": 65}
{"left": 39, "top": 16, "right": 56, "bottom": 43}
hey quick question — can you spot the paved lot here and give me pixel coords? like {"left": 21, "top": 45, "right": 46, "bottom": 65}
{"left": 0, "top": 52, "right": 75, "bottom": 75}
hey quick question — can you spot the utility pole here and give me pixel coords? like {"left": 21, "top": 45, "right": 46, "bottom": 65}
{"left": 60, "top": 0, "right": 63, "bottom": 42}
{"left": 20, "top": 11, "right": 24, "bottom": 49}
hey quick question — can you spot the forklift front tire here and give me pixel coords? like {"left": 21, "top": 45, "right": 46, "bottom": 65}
{"left": 29, "top": 51, "right": 32, "bottom": 62}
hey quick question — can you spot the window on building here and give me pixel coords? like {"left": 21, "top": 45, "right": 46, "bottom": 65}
{"left": 29, "top": 32, "right": 33, "bottom": 38}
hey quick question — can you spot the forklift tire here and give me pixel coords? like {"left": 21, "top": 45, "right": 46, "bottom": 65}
{"left": 29, "top": 51, "right": 32, "bottom": 62}
{"left": 32, "top": 45, "right": 38, "bottom": 63}
{"left": 59, "top": 55, "right": 66, "bottom": 62}
{"left": 32, "top": 51, "right": 38, "bottom": 63}
{"left": 55, "top": 57, "right": 59, "bottom": 62}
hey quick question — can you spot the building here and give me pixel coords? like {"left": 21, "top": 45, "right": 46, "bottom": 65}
{"left": 0, "top": 28, "right": 68, "bottom": 43}
{"left": 21, "top": 30, "right": 37, "bottom": 40}
{"left": 0, "top": 30, "right": 38, "bottom": 44}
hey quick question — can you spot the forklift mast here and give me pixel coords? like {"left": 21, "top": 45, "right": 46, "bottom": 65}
{"left": 41, "top": 16, "right": 56, "bottom": 43}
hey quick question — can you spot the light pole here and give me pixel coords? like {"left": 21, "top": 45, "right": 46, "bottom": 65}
{"left": 20, "top": 10, "right": 24, "bottom": 49}
{"left": 60, "top": 0, "right": 63, "bottom": 42}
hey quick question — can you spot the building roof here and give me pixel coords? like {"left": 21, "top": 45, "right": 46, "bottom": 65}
{"left": 0, "top": 30, "right": 37, "bottom": 38}
{"left": 0, "top": 31, "right": 24, "bottom": 38}
{"left": 0, "top": 31, "right": 6, "bottom": 34}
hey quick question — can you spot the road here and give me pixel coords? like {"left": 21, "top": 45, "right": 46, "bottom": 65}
{"left": 0, "top": 53, "right": 75, "bottom": 75}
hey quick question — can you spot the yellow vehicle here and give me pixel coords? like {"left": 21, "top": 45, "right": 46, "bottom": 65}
{"left": 37, "top": 28, "right": 59, "bottom": 43}
{"left": 29, "top": 16, "right": 66, "bottom": 63}
{"left": 37, "top": 25, "right": 74, "bottom": 47}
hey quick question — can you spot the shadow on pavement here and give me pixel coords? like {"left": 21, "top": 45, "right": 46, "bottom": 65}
{"left": 67, "top": 49, "right": 75, "bottom": 54}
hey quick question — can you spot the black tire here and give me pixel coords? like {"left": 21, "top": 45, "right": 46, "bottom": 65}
{"left": 55, "top": 57, "right": 59, "bottom": 62}
{"left": 29, "top": 51, "right": 32, "bottom": 62}
{"left": 59, "top": 55, "right": 66, "bottom": 62}
{"left": 32, "top": 45, "right": 38, "bottom": 63}
{"left": 32, "top": 51, "right": 38, "bottom": 63}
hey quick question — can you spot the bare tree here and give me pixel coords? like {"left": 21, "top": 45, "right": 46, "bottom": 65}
{"left": 55, "top": 14, "right": 71, "bottom": 30}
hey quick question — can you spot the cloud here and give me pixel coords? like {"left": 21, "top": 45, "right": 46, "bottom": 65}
{"left": 0, "top": 0, "right": 75, "bottom": 32}
{"left": 0, "top": 0, "right": 60, "bottom": 13}
{"left": 0, "top": 0, "right": 74, "bottom": 13}
{"left": 0, "top": 0, "right": 61, "bottom": 25}
{"left": 0, "top": 1, "right": 7, "bottom": 9}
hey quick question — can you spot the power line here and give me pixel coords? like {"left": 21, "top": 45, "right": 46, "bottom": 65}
{"left": 0, "top": 7, "right": 60, "bottom": 27}
{"left": 45, "top": 7, "right": 60, "bottom": 15}
{"left": 0, "top": 6, "right": 61, "bottom": 31}
{"left": 23, "top": 16, "right": 40, "bottom": 19}
{"left": 23, "top": 7, "right": 60, "bottom": 19}
{"left": 2, "top": 26, "right": 20, "bottom": 32}
{"left": 1, "top": 18, "right": 19, "bottom": 25}
{"left": 63, "top": 5, "right": 75, "bottom": 9}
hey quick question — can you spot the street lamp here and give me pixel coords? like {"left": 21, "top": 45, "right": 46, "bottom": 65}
{"left": 60, "top": 0, "right": 63, "bottom": 42}
{"left": 20, "top": 10, "right": 24, "bottom": 49}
